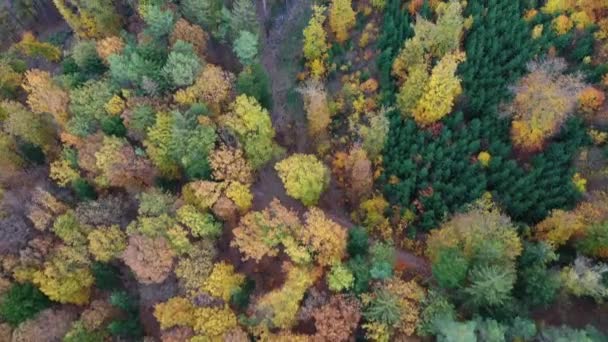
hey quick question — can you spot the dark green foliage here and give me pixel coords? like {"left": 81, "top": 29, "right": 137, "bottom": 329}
{"left": 515, "top": 242, "right": 559, "bottom": 307}
{"left": 108, "top": 39, "right": 169, "bottom": 95}
{"left": 376, "top": 0, "right": 412, "bottom": 103}
{"left": 433, "top": 248, "right": 469, "bottom": 289}
{"left": 459, "top": 0, "right": 537, "bottom": 116}
{"left": 72, "top": 40, "right": 106, "bottom": 76}
{"left": 236, "top": 63, "right": 272, "bottom": 109}
{"left": 169, "top": 113, "right": 217, "bottom": 180}
{"left": 108, "top": 291, "right": 143, "bottom": 339}
{"left": 347, "top": 226, "right": 369, "bottom": 257}
{"left": 18, "top": 141, "right": 45, "bottom": 164}
{"left": 180, "top": 0, "right": 223, "bottom": 35}
{"left": 72, "top": 178, "right": 97, "bottom": 201}
{"left": 382, "top": 112, "right": 486, "bottom": 231}
{"left": 92, "top": 262, "right": 122, "bottom": 291}
{"left": 101, "top": 116, "right": 127, "bottom": 137}
{"left": 363, "top": 289, "right": 402, "bottom": 326}
{"left": 0, "top": 283, "right": 52, "bottom": 326}
{"left": 231, "top": 278, "right": 255, "bottom": 310}
{"left": 347, "top": 255, "right": 371, "bottom": 294}
{"left": 486, "top": 117, "right": 589, "bottom": 223}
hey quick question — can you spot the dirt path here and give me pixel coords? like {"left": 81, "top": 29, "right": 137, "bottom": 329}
{"left": 251, "top": 1, "right": 430, "bottom": 276}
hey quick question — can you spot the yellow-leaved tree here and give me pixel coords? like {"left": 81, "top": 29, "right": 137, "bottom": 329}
{"left": 329, "top": 0, "right": 356, "bottom": 43}
{"left": 22, "top": 69, "right": 69, "bottom": 126}
{"left": 275, "top": 154, "right": 330, "bottom": 206}
{"left": 303, "top": 5, "right": 329, "bottom": 78}
{"left": 412, "top": 52, "right": 465, "bottom": 126}
{"left": 201, "top": 262, "right": 245, "bottom": 301}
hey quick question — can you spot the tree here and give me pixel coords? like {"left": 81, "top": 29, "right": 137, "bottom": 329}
{"left": 233, "top": 31, "right": 259, "bottom": 66}
{"left": 412, "top": 52, "right": 465, "bottom": 126}
{"left": 231, "top": 199, "right": 305, "bottom": 262}
{"left": 122, "top": 234, "right": 175, "bottom": 284}
{"left": 360, "top": 111, "right": 389, "bottom": 159}
{"left": 3, "top": 100, "right": 55, "bottom": 153}
{"left": 459, "top": 0, "right": 537, "bottom": 116}
{"left": 22, "top": 69, "right": 69, "bottom": 126}
{"left": 275, "top": 154, "right": 330, "bottom": 206}
{"left": 171, "top": 19, "right": 208, "bottom": 58}
{"left": 202, "top": 262, "right": 245, "bottom": 301}
{"left": 432, "top": 247, "right": 468, "bottom": 289}
{"left": 52, "top": 210, "right": 90, "bottom": 246}
{"left": 175, "top": 240, "right": 217, "bottom": 294}
{"left": 72, "top": 40, "right": 105, "bottom": 75}
{"left": 209, "top": 145, "right": 253, "bottom": 183}
{"left": 225, "top": 181, "right": 253, "bottom": 212}
{"left": 10, "top": 308, "right": 76, "bottom": 342}
{"left": 312, "top": 295, "right": 361, "bottom": 341}
{"left": 560, "top": 256, "right": 608, "bottom": 301}
{"left": 327, "top": 263, "right": 354, "bottom": 292}
{"left": 253, "top": 264, "right": 321, "bottom": 329}
{"left": 52, "top": 0, "right": 121, "bottom": 38}
{"left": 32, "top": 246, "right": 94, "bottom": 305}
{"left": 303, "top": 5, "right": 329, "bottom": 77}
{"left": 0, "top": 283, "right": 51, "bottom": 326}
{"left": 515, "top": 242, "right": 560, "bottom": 307}
{"left": 236, "top": 63, "right": 272, "bottom": 109}
{"left": 343, "top": 147, "right": 373, "bottom": 205}
{"left": 192, "top": 306, "right": 238, "bottom": 337}
{"left": 179, "top": 0, "right": 223, "bottom": 35}
{"left": 223, "top": 95, "right": 279, "bottom": 168}
{"left": 143, "top": 5, "right": 175, "bottom": 40}
{"left": 154, "top": 297, "right": 194, "bottom": 330}
{"left": 329, "top": 0, "right": 356, "bottom": 43}
{"left": 95, "top": 36, "right": 124, "bottom": 62}
{"left": 144, "top": 112, "right": 180, "bottom": 178}
{"left": 578, "top": 87, "right": 605, "bottom": 114}
{"left": 163, "top": 41, "right": 202, "bottom": 87}
{"left": 87, "top": 225, "right": 127, "bottom": 262}
{"left": 68, "top": 79, "right": 114, "bottom": 137}
{"left": 298, "top": 80, "right": 331, "bottom": 140}
{"left": 363, "top": 289, "right": 402, "bottom": 327}
{"left": 15, "top": 32, "right": 61, "bottom": 62}
{"left": 508, "top": 58, "right": 586, "bottom": 152}
{"left": 175, "top": 64, "right": 234, "bottom": 113}
{"left": 577, "top": 221, "right": 608, "bottom": 258}
{"left": 465, "top": 265, "right": 516, "bottom": 308}
{"left": 228, "top": 0, "right": 259, "bottom": 40}
{"left": 301, "top": 208, "right": 347, "bottom": 266}
{"left": 176, "top": 204, "right": 222, "bottom": 238}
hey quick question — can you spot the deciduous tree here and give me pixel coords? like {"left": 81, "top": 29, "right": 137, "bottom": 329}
{"left": 275, "top": 154, "right": 330, "bottom": 206}
{"left": 87, "top": 225, "right": 127, "bottom": 262}
{"left": 122, "top": 234, "right": 174, "bottom": 284}
{"left": 329, "top": 0, "right": 356, "bottom": 43}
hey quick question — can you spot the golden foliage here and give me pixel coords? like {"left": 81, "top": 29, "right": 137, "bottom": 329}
{"left": 104, "top": 95, "right": 126, "bottom": 116}
{"left": 174, "top": 64, "right": 234, "bottom": 113}
{"left": 299, "top": 80, "right": 331, "bottom": 139}
{"left": 579, "top": 87, "right": 605, "bottom": 114}
{"left": 329, "top": 0, "right": 357, "bottom": 43}
{"left": 383, "top": 278, "right": 425, "bottom": 336}
{"left": 209, "top": 146, "right": 253, "bottom": 184}
{"left": 32, "top": 246, "right": 94, "bottom": 305}
{"left": 154, "top": 297, "right": 195, "bottom": 330}
{"left": 225, "top": 182, "right": 253, "bottom": 213}
{"left": 202, "top": 262, "right": 245, "bottom": 301}
{"left": 171, "top": 19, "right": 208, "bottom": 58}
{"left": 22, "top": 69, "right": 69, "bottom": 125}
{"left": 183, "top": 180, "right": 225, "bottom": 211}
{"left": 96, "top": 36, "right": 125, "bottom": 61}
{"left": 301, "top": 208, "right": 347, "bottom": 266}
{"left": 552, "top": 14, "right": 573, "bottom": 35}
{"left": 254, "top": 264, "right": 321, "bottom": 329}
{"left": 87, "top": 225, "right": 127, "bottom": 262}
{"left": 508, "top": 58, "right": 585, "bottom": 152}
{"left": 15, "top": 32, "right": 61, "bottom": 62}
{"left": 192, "top": 306, "right": 237, "bottom": 337}
{"left": 232, "top": 199, "right": 303, "bottom": 262}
